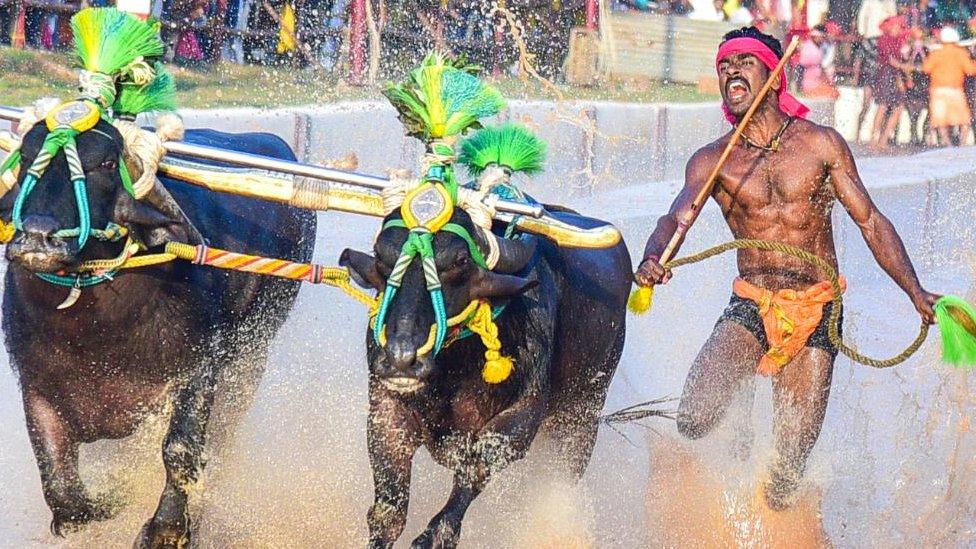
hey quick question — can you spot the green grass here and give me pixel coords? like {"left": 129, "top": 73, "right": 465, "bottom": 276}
{"left": 0, "top": 46, "right": 717, "bottom": 109}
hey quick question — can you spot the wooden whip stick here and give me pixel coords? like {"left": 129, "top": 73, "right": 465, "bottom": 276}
{"left": 628, "top": 36, "right": 800, "bottom": 314}
{"left": 657, "top": 35, "right": 800, "bottom": 266}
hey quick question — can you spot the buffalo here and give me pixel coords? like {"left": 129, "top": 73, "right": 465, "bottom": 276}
{"left": 2, "top": 120, "right": 315, "bottom": 547}
{"left": 341, "top": 205, "right": 630, "bottom": 548}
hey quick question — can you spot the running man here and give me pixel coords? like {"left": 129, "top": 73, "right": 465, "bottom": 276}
{"left": 635, "top": 26, "right": 939, "bottom": 510}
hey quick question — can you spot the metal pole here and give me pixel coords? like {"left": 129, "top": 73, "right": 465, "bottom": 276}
{"left": 0, "top": 106, "right": 546, "bottom": 218}
{"left": 349, "top": 0, "right": 366, "bottom": 84}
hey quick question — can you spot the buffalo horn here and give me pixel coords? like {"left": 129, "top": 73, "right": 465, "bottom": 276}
{"left": 492, "top": 235, "right": 537, "bottom": 274}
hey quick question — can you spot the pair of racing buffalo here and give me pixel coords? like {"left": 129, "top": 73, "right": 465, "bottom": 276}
{"left": 3, "top": 119, "right": 631, "bottom": 547}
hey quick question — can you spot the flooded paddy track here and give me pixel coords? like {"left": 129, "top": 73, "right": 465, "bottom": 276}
{"left": 2, "top": 143, "right": 976, "bottom": 547}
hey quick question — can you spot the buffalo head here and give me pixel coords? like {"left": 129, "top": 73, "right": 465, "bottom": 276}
{"left": 5, "top": 120, "right": 197, "bottom": 273}
{"left": 341, "top": 209, "right": 538, "bottom": 393}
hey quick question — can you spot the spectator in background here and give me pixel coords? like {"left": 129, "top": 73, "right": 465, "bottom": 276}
{"left": 871, "top": 15, "right": 907, "bottom": 147}
{"left": 855, "top": 0, "right": 898, "bottom": 142}
{"left": 923, "top": 26, "right": 976, "bottom": 145}
{"left": 1, "top": 3, "right": 12, "bottom": 46}
{"left": 903, "top": 26, "right": 930, "bottom": 145}
{"left": 798, "top": 25, "right": 839, "bottom": 97}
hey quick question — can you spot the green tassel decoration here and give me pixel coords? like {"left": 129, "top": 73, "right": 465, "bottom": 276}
{"left": 114, "top": 62, "right": 177, "bottom": 116}
{"left": 72, "top": 8, "right": 164, "bottom": 75}
{"left": 383, "top": 52, "right": 505, "bottom": 141}
{"left": 71, "top": 8, "right": 164, "bottom": 107}
{"left": 458, "top": 123, "right": 547, "bottom": 176}
{"left": 934, "top": 295, "right": 976, "bottom": 368}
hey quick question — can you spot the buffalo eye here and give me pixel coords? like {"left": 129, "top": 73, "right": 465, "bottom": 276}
{"left": 440, "top": 253, "right": 473, "bottom": 284}
{"left": 93, "top": 158, "right": 118, "bottom": 171}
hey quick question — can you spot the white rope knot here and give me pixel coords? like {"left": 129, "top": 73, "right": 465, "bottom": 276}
{"left": 78, "top": 70, "right": 117, "bottom": 108}
{"left": 476, "top": 165, "right": 509, "bottom": 194}
{"left": 382, "top": 168, "right": 415, "bottom": 215}
{"left": 16, "top": 97, "right": 61, "bottom": 136}
{"left": 456, "top": 188, "right": 500, "bottom": 269}
{"left": 113, "top": 119, "right": 167, "bottom": 199}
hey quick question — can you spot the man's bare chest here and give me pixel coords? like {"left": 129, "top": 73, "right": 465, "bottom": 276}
{"left": 715, "top": 149, "right": 828, "bottom": 207}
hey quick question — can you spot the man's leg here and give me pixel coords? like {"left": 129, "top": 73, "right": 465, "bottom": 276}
{"left": 676, "top": 321, "right": 763, "bottom": 440}
{"left": 764, "top": 347, "right": 835, "bottom": 510}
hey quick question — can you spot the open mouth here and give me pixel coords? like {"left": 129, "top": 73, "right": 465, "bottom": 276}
{"left": 727, "top": 78, "right": 750, "bottom": 102}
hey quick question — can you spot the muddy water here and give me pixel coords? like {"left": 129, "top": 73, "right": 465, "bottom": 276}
{"left": 2, "top": 146, "right": 976, "bottom": 548}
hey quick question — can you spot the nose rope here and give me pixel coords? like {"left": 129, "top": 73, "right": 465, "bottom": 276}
{"left": 372, "top": 226, "right": 450, "bottom": 353}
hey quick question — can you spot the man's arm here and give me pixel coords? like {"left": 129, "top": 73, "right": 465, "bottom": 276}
{"left": 825, "top": 128, "right": 938, "bottom": 322}
{"left": 635, "top": 147, "right": 714, "bottom": 286}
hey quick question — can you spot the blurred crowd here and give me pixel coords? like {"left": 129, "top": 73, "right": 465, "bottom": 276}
{"left": 845, "top": 4, "right": 976, "bottom": 147}
{"left": 4, "top": 0, "right": 976, "bottom": 147}
{"left": 617, "top": 0, "right": 976, "bottom": 147}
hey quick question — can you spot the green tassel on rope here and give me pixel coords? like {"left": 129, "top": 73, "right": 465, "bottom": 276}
{"left": 934, "top": 295, "right": 976, "bottom": 368}
{"left": 458, "top": 123, "right": 547, "bottom": 176}
{"left": 114, "top": 62, "right": 177, "bottom": 116}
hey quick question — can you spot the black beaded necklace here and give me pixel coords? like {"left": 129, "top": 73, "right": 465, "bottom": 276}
{"left": 742, "top": 116, "right": 794, "bottom": 153}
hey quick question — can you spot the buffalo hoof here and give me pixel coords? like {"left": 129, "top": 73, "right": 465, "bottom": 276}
{"left": 411, "top": 514, "right": 462, "bottom": 549}
{"left": 135, "top": 517, "right": 190, "bottom": 549}
{"left": 50, "top": 495, "right": 116, "bottom": 537}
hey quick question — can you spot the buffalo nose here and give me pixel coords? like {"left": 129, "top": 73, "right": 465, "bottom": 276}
{"left": 21, "top": 215, "right": 61, "bottom": 240}
{"left": 385, "top": 344, "right": 417, "bottom": 374}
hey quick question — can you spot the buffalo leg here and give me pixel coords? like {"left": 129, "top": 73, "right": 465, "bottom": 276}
{"left": 139, "top": 361, "right": 218, "bottom": 548}
{"left": 367, "top": 391, "right": 421, "bottom": 549}
{"left": 23, "top": 389, "right": 112, "bottom": 534}
{"left": 412, "top": 396, "right": 546, "bottom": 549}
{"left": 549, "top": 327, "right": 625, "bottom": 479}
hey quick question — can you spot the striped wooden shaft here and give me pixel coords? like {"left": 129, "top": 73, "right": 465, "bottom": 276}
{"left": 194, "top": 246, "right": 323, "bottom": 283}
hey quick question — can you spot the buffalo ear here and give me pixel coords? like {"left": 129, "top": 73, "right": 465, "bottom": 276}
{"left": 470, "top": 270, "right": 538, "bottom": 299}
{"left": 113, "top": 191, "right": 199, "bottom": 248}
{"left": 340, "top": 248, "right": 386, "bottom": 290}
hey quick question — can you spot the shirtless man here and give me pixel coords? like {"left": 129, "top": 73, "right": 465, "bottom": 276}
{"left": 635, "top": 26, "right": 940, "bottom": 510}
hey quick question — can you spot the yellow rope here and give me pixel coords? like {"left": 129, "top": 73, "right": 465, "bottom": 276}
{"left": 637, "top": 239, "right": 929, "bottom": 369}
{"left": 398, "top": 300, "right": 483, "bottom": 357}
{"left": 466, "top": 301, "right": 515, "bottom": 383}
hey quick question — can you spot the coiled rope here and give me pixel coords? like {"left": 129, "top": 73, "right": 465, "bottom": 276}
{"left": 662, "top": 239, "right": 929, "bottom": 369}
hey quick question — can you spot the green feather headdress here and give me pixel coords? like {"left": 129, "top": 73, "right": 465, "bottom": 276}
{"left": 383, "top": 52, "right": 505, "bottom": 141}
{"left": 71, "top": 8, "right": 165, "bottom": 108}
{"left": 114, "top": 62, "right": 177, "bottom": 117}
{"left": 458, "top": 123, "right": 547, "bottom": 177}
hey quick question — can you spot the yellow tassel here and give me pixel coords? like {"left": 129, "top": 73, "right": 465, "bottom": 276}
{"left": 482, "top": 353, "right": 514, "bottom": 384}
{"left": 0, "top": 219, "right": 14, "bottom": 244}
{"left": 628, "top": 285, "right": 654, "bottom": 315}
{"left": 466, "top": 301, "right": 515, "bottom": 384}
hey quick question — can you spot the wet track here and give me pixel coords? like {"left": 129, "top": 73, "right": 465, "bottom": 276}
{"left": 2, "top": 144, "right": 976, "bottom": 547}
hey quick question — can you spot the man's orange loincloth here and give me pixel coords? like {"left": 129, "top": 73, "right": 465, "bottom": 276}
{"left": 732, "top": 277, "right": 847, "bottom": 376}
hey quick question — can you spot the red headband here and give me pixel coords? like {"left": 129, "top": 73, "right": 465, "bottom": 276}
{"left": 716, "top": 37, "right": 809, "bottom": 124}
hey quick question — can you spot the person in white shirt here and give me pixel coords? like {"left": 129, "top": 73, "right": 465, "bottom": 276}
{"left": 857, "top": 0, "right": 898, "bottom": 39}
